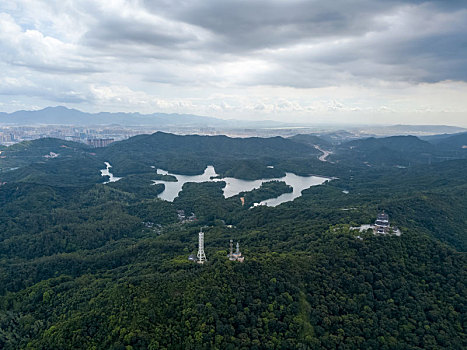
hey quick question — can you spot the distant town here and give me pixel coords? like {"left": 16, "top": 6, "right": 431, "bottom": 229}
{"left": 1, "top": 107, "right": 465, "bottom": 146}
{"left": 2, "top": 123, "right": 466, "bottom": 148}
{"left": 0, "top": 125, "right": 255, "bottom": 147}
{"left": 0, "top": 124, "right": 322, "bottom": 146}
{"left": 0, "top": 125, "right": 131, "bottom": 146}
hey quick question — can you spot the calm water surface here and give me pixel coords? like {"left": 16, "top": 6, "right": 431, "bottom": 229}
{"left": 154, "top": 165, "right": 329, "bottom": 207}
{"left": 100, "top": 162, "right": 122, "bottom": 184}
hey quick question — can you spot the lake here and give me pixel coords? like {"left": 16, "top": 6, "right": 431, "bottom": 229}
{"left": 100, "top": 162, "right": 122, "bottom": 184}
{"left": 153, "top": 165, "right": 329, "bottom": 207}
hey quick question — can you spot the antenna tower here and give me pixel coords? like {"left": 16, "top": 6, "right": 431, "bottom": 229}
{"left": 197, "top": 228, "right": 207, "bottom": 264}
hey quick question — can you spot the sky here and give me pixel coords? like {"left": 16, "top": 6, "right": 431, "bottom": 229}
{"left": 0, "top": 0, "right": 466, "bottom": 126}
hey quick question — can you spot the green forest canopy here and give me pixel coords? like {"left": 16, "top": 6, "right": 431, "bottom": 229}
{"left": 0, "top": 133, "right": 465, "bottom": 349}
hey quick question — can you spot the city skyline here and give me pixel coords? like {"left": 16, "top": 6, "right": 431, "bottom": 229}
{"left": 1, "top": 1, "right": 467, "bottom": 126}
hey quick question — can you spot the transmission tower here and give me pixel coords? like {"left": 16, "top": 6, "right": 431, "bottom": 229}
{"left": 197, "top": 228, "right": 207, "bottom": 264}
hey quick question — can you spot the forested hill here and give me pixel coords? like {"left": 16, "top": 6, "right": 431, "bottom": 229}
{"left": 288, "top": 134, "right": 331, "bottom": 147}
{"left": 0, "top": 138, "right": 90, "bottom": 169}
{"left": 97, "top": 132, "right": 322, "bottom": 178}
{"left": 329, "top": 134, "right": 467, "bottom": 167}
{"left": 1, "top": 132, "right": 466, "bottom": 180}
{"left": 432, "top": 132, "right": 467, "bottom": 149}
{"left": 0, "top": 132, "right": 466, "bottom": 349}
{"left": 104, "top": 131, "right": 316, "bottom": 157}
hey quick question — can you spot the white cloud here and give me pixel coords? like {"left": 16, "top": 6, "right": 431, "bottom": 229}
{"left": 0, "top": 12, "right": 97, "bottom": 73}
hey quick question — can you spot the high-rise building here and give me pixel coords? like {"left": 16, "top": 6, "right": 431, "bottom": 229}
{"left": 87, "top": 138, "right": 114, "bottom": 148}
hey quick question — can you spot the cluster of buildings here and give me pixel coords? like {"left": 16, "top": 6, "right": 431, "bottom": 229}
{"left": 86, "top": 138, "right": 114, "bottom": 148}
{"left": 354, "top": 211, "right": 401, "bottom": 236}
{"left": 374, "top": 212, "right": 391, "bottom": 234}
{"left": 186, "top": 212, "right": 400, "bottom": 265}
{"left": 0, "top": 126, "right": 138, "bottom": 146}
{"left": 43, "top": 152, "right": 59, "bottom": 159}
{"left": 177, "top": 210, "right": 197, "bottom": 223}
{"left": 0, "top": 132, "right": 16, "bottom": 144}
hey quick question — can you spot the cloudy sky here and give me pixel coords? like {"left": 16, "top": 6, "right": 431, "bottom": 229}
{"left": 1, "top": 0, "right": 466, "bottom": 125}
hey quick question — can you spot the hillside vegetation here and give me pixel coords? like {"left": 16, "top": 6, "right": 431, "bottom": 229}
{"left": 0, "top": 133, "right": 465, "bottom": 349}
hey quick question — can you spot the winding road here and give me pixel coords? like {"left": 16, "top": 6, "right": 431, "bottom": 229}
{"left": 314, "top": 145, "right": 332, "bottom": 162}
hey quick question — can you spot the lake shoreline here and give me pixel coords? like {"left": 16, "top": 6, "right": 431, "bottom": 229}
{"left": 153, "top": 165, "right": 331, "bottom": 206}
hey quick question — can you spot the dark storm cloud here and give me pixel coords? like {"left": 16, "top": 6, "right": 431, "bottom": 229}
{"left": 2, "top": 0, "right": 467, "bottom": 123}
{"left": 3, "top": 0, "right": 467, "bottom": 95}
{"left": 96, "top": 0, "right": 461, "bottom": 85}
{"left": 84, "top": 17, "right": 199, "bottom": 49}
{"left": 12, "top": 61, "right": 102, "bottom": 75}
{"left": 374, "top": 32, "right": 467, "bottom": 82}
{"left": 255, "top": 6, "right": 467, "bottom": 87}
{"left": 144, "top": 0, "right": 390, "bottom": 51}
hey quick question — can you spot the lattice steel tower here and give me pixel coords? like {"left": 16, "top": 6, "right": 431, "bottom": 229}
{"left": 229, "top": 239, "right": 234, "bottom": 259}
{"left": 197, "top": 228, "right": 207, "bottom": 264}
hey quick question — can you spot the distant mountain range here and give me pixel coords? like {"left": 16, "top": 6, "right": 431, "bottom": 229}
{"left": 0, "top": 106, "right": 287, "bottom": 128}
{"left": 371, "top": 124, "right": 467, "bottom": 134}
{"left": 1, "top": 107, "right": 466, "bottom": 136}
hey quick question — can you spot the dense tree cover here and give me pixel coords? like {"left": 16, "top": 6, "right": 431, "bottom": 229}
{"left": 212, "top": 159, "right": 286, "bottom": 180}
{"left": 294, "top": 159, "right": 467, "bottom": 251}
{"left": 97, "top": 132, "right": 321, "bottom": 178}
{"left": 239, "top": 181, "right": 292, "bottom": 208}
{"left": 330, "top": 135, "right": 467, "bottom": 167}
{"left": 173, "top": 181, "right": 238, "bottom": 225}
{"left": 0, "top": 184, "right": 142, "bottom": 261}
{"left": 0, "top": 156, "right": 104, "bottom": 186}
{"left": 108, "top": 173, "right": 166, "bottom": 199}
{"left": 0, "top": 228, "right": 464, "bottom": 349}
{"left": 288, "top": 134, "right": 331, "bottom": 148}
{"left": 427, "top": 132, "right": 467, "bottom": 149}
{"left": 153, "top": 174, "right": 177, "bottom": 182}
{"left": 0, "top": 134, "right": 465, "bottom": 349}
{"left": 0, "top": 138, "right": 90, "bottom": 170}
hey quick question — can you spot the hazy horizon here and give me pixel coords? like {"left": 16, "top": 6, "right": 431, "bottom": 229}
{"left": 1, "top": 105, "right": 467, "bottom": 129}
{"left": 1, "top": 1, "right": 466, "bottom": 126}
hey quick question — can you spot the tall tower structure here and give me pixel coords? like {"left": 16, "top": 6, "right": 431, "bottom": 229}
{"left": 197, "top": 229, "right": 207, "bottom": 264}
{"left": 227, "top": 240, "right": 244, "bottom": 262}
{"left": 229, "top": 239, "right": 234, "bottom": 260}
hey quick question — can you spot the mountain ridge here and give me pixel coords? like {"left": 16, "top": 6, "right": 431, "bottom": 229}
{"left": 0, "top": 106, "right": 288, "bottom": 128}
{"left": 1, "top": 107, "right": 466, "bottom": 134}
